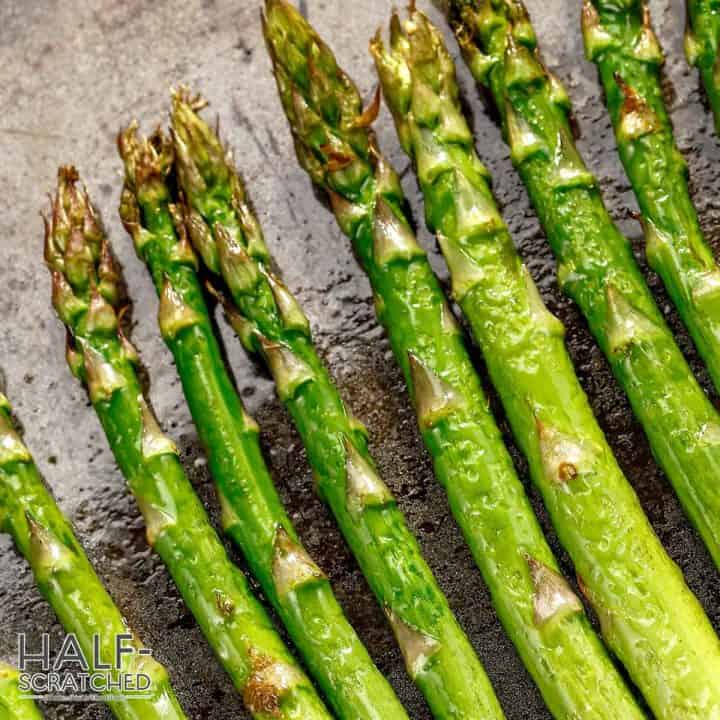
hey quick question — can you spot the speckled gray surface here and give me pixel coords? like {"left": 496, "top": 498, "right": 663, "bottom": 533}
{"left": 1, "top": 0, "right": 719, "bottom": 718}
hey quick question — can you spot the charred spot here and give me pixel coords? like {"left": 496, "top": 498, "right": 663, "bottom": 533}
{"left": 215, "top": 591, "right": 235, "bottom": 618}
{"left": 322, "top": 151, "right": 354, "bottom": 173}
{"left": 558, "top": 461, "right": 578, "bottom": 483}
{"left": 614, "top": 73, "right": 652, "bottom": 120}
{"left": 243, "top": 653, "right": 284, "bottom": 718}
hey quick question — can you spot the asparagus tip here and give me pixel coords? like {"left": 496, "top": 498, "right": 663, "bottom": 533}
{"left": 170, "top": 86, "right": 227, "bottom": 201}
{"left": 45, "top": 166, "right": 124, "bottom": 333}
{"left": 118, "top": 122, "right": 173, "bottom": 194}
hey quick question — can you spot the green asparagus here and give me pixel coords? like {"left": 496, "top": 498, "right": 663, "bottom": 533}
{"left": 171, "top": 83, "right": 504, "bottom": 720}
{"left": 447, "top": 0, "right": 720, "bottom": 572}
{"left": 178, "top": 11, "right": 643, "bottom": 715}
{"left": 686, "top": 0, "right": 720, "bottom": 132}
{"left": 45, "top": 165, "right": 332, "bottom": 720}
{"left": 584, "top": 0, "right": 720, "bottom": 392}
{"left": 117, "top": 126, "right": 407, "bottom": 720}
{"left": 0, "top": 664, "right": 43, "bottom": 720}
{"left": 0, "top": 389, "right": 187, "bottom": 720}
{"left": 375, "top": 8, "right": 720, "bottom": 718}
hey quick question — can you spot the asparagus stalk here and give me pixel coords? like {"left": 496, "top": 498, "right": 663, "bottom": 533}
{"left": 686, "top": 0, "right": 720, "bottom": 132}
{"left": 45, "top": 166, "right": 332, "bottom": 720}
{"left": 116, "top": 127, "right": 407, "bottom": 720}
{"left": 170, "top": 84, "right": 503, "bottom": 720}
{"left": 584, "top": 0, "right": 720, "bottom": 393}
{"left": 0, "top": 664, "right": 43, "bottom": 720}
{"left": 446, "top": 0, "right": 720, "bottom": 573}
{"left": 173, "top": 61, "right": 640, "bottom": 720}
{"left": 0, "top": 390, "right": 187, "bottom": 720}
{"left": 374, "top": 8, "right": 720, "bottom": 718}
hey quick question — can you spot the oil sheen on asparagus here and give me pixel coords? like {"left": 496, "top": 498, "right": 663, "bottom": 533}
{"left": 262, "top": 2, "right": 652, "bottom": 718}
{"left": 375, "top": 7, "right": 720, "bottom": 718}
{"left": 0, "top": 388, "right": 188, "bottom": 720}
{"left": 45, "top": 166, "right": 332, "bottom": 720}
{"left": 584, "top": 0, "right": 720, "bottom": 392}
{"left": 171, "top": 79, "right": 503, "bottom": 720}
{"left": 686, "top": 0, "right": 720, "bottom": 132}
{"left": 117, "top": 124, "right": 407, "bottom": 720}
{"left": 447, "top": 0, "right": 720, "bottom": 574}
{"left": 0, "top": 664, "right": 43, "bottom": 720}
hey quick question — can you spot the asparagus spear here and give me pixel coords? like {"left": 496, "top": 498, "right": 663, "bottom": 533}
{"left": 0, "top": 664, "right": 43, "bottom": 720}
{"left": 172, "top": 71, "right": 642, "bottom": 720}
{"left": 446, "top": 0, "right": 720, "bottom": 570}
{"left": 116, "top": 127, "right": 408, "bottom": 720}
{"left": 170, "top": 84, "right": 503, "bottom": 720}
{"left": 374, "top": 8, "right": 720, "bottom": 718}
{"left": 584, "top": 0, "right": 720, "bottom": 393}
{"left": 45, "top": 166, "right": 332, "bottom": 720}
{"left": 0, "top": 390, "right": 187, "bottom": 720}
{"left": 686, "top": 0, "right": 720, "bottom": 132}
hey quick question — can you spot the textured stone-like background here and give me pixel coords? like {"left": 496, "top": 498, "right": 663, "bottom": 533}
{"left": 1, "top": 0, "right": 719, "bottom": 717}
